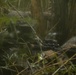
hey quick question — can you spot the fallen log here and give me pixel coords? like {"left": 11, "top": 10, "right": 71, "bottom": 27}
{"left": 61, "top": 37, "right": 76, "bottom": 50}
{"left": 7, "top": 10, "right": 52, "bottom": 20}
{"left": 60, "top": 37, "right": 76, "bottom": 64}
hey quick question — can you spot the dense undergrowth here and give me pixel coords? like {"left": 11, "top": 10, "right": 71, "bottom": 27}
{"left": 0, "top": 16, "right": 76, "bottom": 75}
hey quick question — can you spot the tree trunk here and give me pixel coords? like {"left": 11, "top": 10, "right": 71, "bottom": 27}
{"left": 53, "top": 0, "right": 76, "bottom": 45}
{"left": 67, "top": 0, "right": 76, "bottom": 38}
{"left": 31, "top": 0, "right": 47, "bottom": 39}
{"left": 53, "top": 0, "right": 69, "bottom": 45}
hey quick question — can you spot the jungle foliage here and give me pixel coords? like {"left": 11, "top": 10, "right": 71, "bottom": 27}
{"left": 0, "top": 0, "right": 76, "bottom": 75}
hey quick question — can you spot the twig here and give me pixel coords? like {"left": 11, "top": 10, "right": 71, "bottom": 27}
{"left": 52, "top": 53, "right": 76, "bottom": 75}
